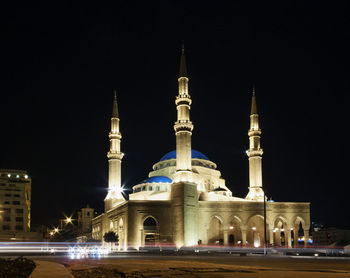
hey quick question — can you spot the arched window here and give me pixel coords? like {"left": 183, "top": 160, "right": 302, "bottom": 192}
{"left": 143, "top": 217, "right": 157, "bottom": 232}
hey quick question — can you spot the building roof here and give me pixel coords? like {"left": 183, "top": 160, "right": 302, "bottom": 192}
{"left": 142, "top": 176, "right": 172, "bottom": 183}
{"left": 159, "top": 150, "right": 209, "bottom": 162}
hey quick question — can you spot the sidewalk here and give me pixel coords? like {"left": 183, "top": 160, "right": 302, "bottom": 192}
{"left": 29, "top": 260, "right": 73, "bottom": 278}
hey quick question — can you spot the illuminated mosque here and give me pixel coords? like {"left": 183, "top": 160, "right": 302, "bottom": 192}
{"left": 92, "top": 47, "right": 310, "bottom": 249}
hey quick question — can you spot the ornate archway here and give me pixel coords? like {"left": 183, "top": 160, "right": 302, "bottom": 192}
{"left": 273, "top": 217, "right": 288, "bottom": 246}
{"left": 143, "top": 216, "right": 159, "bottom": 246}
{"left": 228, "top": 216, "right": 242, "bottom": 246}
{"left": 118, "top": 218, "right": 125, "bottom": 250}
{"left": 246, "top": 215, "right": 264, "bottom": 247}
{"left": 293, "top": 216, "right": 307, "bottom": 247}
{"left": 208, "top": 216, "right": 224, "bottom": 245}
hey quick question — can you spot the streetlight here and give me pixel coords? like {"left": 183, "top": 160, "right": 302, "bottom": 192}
{"left": 65, "top": 217, "right": 72, "bottom": 224}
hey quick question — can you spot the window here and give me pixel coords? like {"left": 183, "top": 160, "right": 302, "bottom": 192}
{"left": 3, "top": 225, "right": 10, "bottom": 230}
{"left": 13, "top": 201, "right": 20, "bottom": 205}
{"left": 156, "top": 186, "right": 160, "bottom": 191}
{"left": 3, "top": 208, "right": 10, "bottom": 213}
{"left": 4, "top": 217, "right": 11, "bottom": 222}
{"left": 16, "top": 217, "right": 23, "bottom": 222}
{"left": 149, "top": 186, "right": 153, "bottom": 191}
{"left": 5, "top": 194, "right": 11, "bottom": 197}
{"left": 142, "top": 186, "right": 146, "bottom": 191}
{"left": 14, "top": 194, "right": 20, "bottom": 197}
{"left": 87, "top": 212, "right": 90, "bottom": 216}
{"left": 4, "top": 201, "right": 10, "bottom": 204}
{"left": 15, "top": 225, "right": 23, "bottom": 231}
{"left": 16, "top": 209, "right": 23, "bottom": 213}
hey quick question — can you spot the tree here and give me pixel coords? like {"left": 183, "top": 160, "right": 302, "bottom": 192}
{"left": 103, "top": 231, "right": 119, "bottom": 249}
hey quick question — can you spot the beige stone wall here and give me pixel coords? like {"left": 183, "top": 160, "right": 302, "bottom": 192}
{"left": 126, "top": 201, "right": 172, "bottom": 248}
{"left": 93, "top": 199, "right": 310, "bottom": 249}
{"left": 198, "top": 201, "right": 310, "bottom": 247}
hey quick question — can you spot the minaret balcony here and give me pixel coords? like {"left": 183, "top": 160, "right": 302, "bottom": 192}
{"left": 175, "top": 95, "right": 192, "bottom": 106}
{"left": 247, "top": 149, "right": 263, "bottom": 157}
{"left": 109, "top": 133, "right": 122, "bottom": 139}
{"left": 174, "top": 121, "right": 193, "bottom": 132}
{"left": 248, "top": 129, "right": 261, "bottom": 136}
{"left": 107, "top": 152, "right": 124, "bottom": 160}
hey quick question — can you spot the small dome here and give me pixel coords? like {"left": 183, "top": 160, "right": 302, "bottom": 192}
{"left": 212, "top": 187, "right": 227, "bottom": 192}
{"left": 142, "top": 176, "right": 172, "bottom": 184}
{"left": 160, "top": 150, "right": 209, "bottom": 162}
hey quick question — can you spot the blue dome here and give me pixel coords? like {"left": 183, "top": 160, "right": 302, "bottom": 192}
{"left": 160, "top": 150, "right": 209, "bottom": 161}
{"left": 142, "top": 176, "right": 172, "bottom": 183}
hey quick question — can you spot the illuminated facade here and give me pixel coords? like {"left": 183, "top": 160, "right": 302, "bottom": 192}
{"left": 92, "top": 48, "right": 310, "bottom": 249}
{"left": 0, "top": 169, "right": 31, "bottom": 240}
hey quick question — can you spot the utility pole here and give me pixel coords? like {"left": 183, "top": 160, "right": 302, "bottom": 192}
{"left": 263, "top": 190, "right": 267, "bottom": 255}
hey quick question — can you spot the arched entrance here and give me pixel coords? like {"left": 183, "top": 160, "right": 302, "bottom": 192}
{"left": 228, "top": 234, "right": 235, "bottom": 245}
{"left": 143, "top": 216, "right": 159, "bottom": 246}
{"left": 273, "top": 217, "right": 288, "bottom": 247}
{"left": 118, "top": 218, "right": 125, "bottom": 250}
{"left": 208, "top": 216, "right": 224, "bottom": 245}
{"left": 293, "top": 217, "right": 307, "bottom": 247}
{"left": 247, "top": 215, "right": 264, "bottom": 247}
{"left": 228, "top": 217, "right": 242, "bottom": 246}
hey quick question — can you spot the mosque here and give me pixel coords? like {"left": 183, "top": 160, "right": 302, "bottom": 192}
{"left": 91, "top": 47, "right": 310, "bottom": 250}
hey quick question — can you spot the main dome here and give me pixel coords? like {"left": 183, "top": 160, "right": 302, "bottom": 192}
{"left": 159, "top": 150, "right": 209, "bottom": 162}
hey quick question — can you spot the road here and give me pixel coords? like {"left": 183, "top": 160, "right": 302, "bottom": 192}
{"left": 24, "top": 253, "right": 350, "bottom": 277}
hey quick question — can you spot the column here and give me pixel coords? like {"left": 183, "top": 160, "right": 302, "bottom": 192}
{"left": 304, "top": 228, "right": 309, "bottom": 247}
{"left": 223, "top": 229, "right": 228, "bottom": 246}
{"left": 269, "top": 229, "right": 274, "bottom": 245}
{"left": 287, "top": 229, "right": 292, "bottom": 248}
{"left": 293, "top": 227, "right": 298, "bottom": 247}
{"left": 242, "top": 229, "right": 247, "bottom": 246}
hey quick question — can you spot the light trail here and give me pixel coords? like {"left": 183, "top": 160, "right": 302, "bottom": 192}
{"left": 0, "top": 242, "right": 346, "bottom": 258}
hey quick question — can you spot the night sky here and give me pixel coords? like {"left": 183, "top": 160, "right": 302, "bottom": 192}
{"left": 2, "top": 2, "right": 347, "bottom": 229}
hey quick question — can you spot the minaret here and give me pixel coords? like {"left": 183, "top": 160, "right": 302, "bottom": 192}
{"left": 174, "top": 43, "right": 194, "bottom": 182}
{"left": 105, "top": 92, "right": 124, "bottom": 210}
{"left": 171, "top": 44, "right": 198, "bottom": 248}
{"left": 246, "top": 87, "right": 265, "bottom": 201}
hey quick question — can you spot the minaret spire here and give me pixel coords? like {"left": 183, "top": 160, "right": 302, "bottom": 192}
{"left": 174, "top": 43, "right": 193, "bottom": 182}
{"left": 251, "top": 86, "right": 258, "bottom": 115}
{"left": 112, "top": 90, "right": 119, "bottom": 118}
{"left": 179, "top": 41, "right": 187, "bottom": 78}
{"left": 246, "top": 88, "right": 265, "bottom": 201}
{"left": 105, "top": 92, "right": 124, "bottom": 210}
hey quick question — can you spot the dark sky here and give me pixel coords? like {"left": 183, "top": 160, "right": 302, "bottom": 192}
{"left": 1, "top": 2, "right": 347, "bottom": 228}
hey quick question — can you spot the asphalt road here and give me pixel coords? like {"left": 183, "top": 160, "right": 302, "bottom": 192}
{"left": 25, "top": 253, "right": 350, "bottom": 272}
